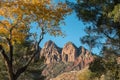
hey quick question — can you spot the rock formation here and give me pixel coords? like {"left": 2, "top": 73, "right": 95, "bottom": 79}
{"left": 40, "top": 40, "right": 61, "bottom": 64}
{"left": 62, "top": 42, "right": 77, "bottom": 62}
{"left": 40, "top": 40, "right": 94, "bottom": 67}
{"left": 40, "top": 40, "right": 94, "bottom": 80}
{"left": 74, "top": 46, "right": 94, "bottom": 69}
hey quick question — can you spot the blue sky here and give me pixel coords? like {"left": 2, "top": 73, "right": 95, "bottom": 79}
{"left": 32, "top": 12, "right": 100, "bottom": 54}
{"left": 0, "top": 13, "right": 100, "bottom": 54}
{"left": 0, "top": 2, "right": 100, "bottom": 54}
{"left": 29, "top": 12, "right": 85, "bottom": 47}
{"left": 40, "top": 13, "right": 85, "bottom": 48}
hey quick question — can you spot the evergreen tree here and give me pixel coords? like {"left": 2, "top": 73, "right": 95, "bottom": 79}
{"left": 67, "top": 0, "right": 120, "bottom": 52}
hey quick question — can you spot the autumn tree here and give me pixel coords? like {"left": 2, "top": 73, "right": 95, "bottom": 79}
{"left": 0, "top": 0, "right": 71, "bottom": 80}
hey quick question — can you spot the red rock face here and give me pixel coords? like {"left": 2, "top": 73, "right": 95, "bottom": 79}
{"left": 40, "top": 40, "right": 94, "bottom": 67}
{"left": 73, "top": 47, "right": 94, "bottom": 69}
{"left": 41, "top": 41, "right": 94, "bottom": 79}
{"left": 62, "top": 42, "right": 77, "bottom": 62}
{"left": 40, "top": 40, "right": 61, "bottom": 64}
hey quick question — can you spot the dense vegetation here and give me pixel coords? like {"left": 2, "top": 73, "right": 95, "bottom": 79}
{"left": 0, "top": 0, "right": 71, "bottom": 80}
{"left": 67, "top": 0, "right": 120, "bottom": 51}
{"left": 67, "top": 0, "right": 120, "bottom": 80}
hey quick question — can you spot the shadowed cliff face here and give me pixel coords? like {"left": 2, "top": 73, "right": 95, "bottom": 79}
{"left": 74, "top": 47, "right": 94, "bottom": 69}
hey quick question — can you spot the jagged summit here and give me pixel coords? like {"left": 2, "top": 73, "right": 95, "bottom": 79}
{"left": 65, "top": 41, "right": 78, "bottom": 48}
{"left": 62, "top": 41, "right": 77, "bottom": 62}
{"left": 40, "top": 40, "right": 94, "bottom": 65}
{"left": 40, "top": 40, "right": 61, "bottom": 64}
{"left": 43, "top": 40, "right": 55, "bottom": 48}
{"left": 41, "top": 40, "right": 94, "bottom": 80}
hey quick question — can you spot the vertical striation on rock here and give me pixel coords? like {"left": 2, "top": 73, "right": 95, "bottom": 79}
{"left": 40, "top": 40, "right": 94, "bottom": 68}
{"left": 40, "top": 40, "right": 61, "bottom": 64}
{"left": 62, "top": 42, "right": 77, "bottom": 62}
{"left": 74, "top": 46, "right": 94, "bottom": 69}
{"left": 40, "top": 40, "right": 94, "bottom": 80}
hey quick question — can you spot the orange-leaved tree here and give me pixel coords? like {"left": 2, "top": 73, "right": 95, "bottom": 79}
{"left": 0, "top": 0, "right": 71, "bottom": 80}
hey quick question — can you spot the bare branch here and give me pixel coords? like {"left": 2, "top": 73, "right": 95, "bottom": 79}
{"left": 0, "top": 45, "right": 9, "bottom": 63}
{"left": 15, "top": 28, "right": 45, "bottom": 78}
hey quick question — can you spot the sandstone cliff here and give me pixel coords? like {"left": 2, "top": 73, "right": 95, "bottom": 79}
{"left": 62, "top": 42, "right": 77, "bottom": 62}
{"left": 40, "top": 40, "right": 94, "bottom": 80}
{"left": 73, "top": 46, "right": 94, "bottom": 69}
{"left": 40, "top": 40, "right": 61, "bottom": 64}
{"left": 40, "top": 40, "right": 94, "bottom": 66}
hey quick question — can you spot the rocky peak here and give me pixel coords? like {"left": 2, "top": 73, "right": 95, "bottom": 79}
{"left": 40, "top": 40, "right": 61, "bottom": 64}
{"left": 74, "top": 47, "right": 94, "bottom": 69}
{"left": 44, "top": 40, "right": 54, "bottom": 48}
{"left": 62, "top": 42, "right": 77, "bottom": 62}
{"left": 41, "top": 41, "right": 94, "bottom": 79}
{"left": 40, "top": 40, "right": 94, "bottom": 67}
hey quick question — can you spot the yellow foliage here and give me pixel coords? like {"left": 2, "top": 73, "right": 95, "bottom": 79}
{"left": 0, "top": 0, "right": 71, "bottom": 52}
{"left": 0, "top": 27, "right": 8, "bottom": 35}
{"left": 0, "top": 9, "right": 4, "bottom": 15}
{"left": 0, "top": 20, "right": 27, "bottom": 44}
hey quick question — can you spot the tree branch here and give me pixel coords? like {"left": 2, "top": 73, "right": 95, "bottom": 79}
{"left": 0, "top": 20, "right": 14, "bottom": 66}
{"left": 15, "top": 27, "right": 45, "bottom": 79}
{"left": 0, "top": 45, "right": 10, "bottom": 65}
{"left": 103, "top": 32, "right": 115, "bottom": 41}
{"left": 0, "top": 45, "right": 15, "bottom": 80}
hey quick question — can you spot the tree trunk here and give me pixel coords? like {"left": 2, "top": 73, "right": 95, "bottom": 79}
{"left": 8, "top": 73, "right": 15, "bottom": 80}
{"left": 0, "top": 46, "right": 15, "bottom": 80}
{"left": 0, "top": 29, "right": 44, "bottom": 80}
{"left": 3, "top": 55, "right": 15, "bottom": 80}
